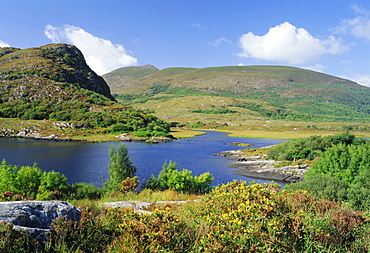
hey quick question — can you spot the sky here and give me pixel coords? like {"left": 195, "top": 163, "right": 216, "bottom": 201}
{"left": 2, "top": 1, "right": 370, "bottom": 87}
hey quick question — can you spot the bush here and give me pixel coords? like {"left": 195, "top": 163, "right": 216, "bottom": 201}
{"left": 106, "top": 123, "right": 132, "bottom": 133}
{"left": 267, "top": 132, "right": 364, "bottom": 161}
{"left": 132, "top": 130, "right": 152, "bottom": 138}
{"left": 0, "top": 160, "right": 69, "bottom": 200}
{"left": 1, "top": 181, "right": 370, "bottom": 252}
{"left": 284, "top": 174, "right": 348, "bottom": 203}
{"left": 67, "top": 183, "right": 102, "bottom": 200}
{"left": 143, "top": 161, "right": 214, "bottom": 194}
{"left": 288, "top": 142, "right": 370, "bottom": 211}
{"left": 309, "top": 143, "right": 370, "bottom": 184}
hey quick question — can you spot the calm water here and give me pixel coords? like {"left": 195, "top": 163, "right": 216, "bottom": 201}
{"left": 0, "top": 131, "right": 287, "bottom": 187}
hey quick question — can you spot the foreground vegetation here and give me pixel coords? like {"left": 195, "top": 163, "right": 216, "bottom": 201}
{"left": 1, "top": 181, "right": 369, "bottom": 252}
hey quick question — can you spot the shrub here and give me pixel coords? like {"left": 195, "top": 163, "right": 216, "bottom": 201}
{"left": 309, "top": 143, "right": 370, "bottom": 184}
{"left": 106, "top": 123, "right": 131, "bottom": 133}
{"left": 0, "top": 160, "right": 69, "bottom": 200}
{"left": 132, "top": 130, "right": 152, "bottom": 138}
{"left": 267, "top": 132, "right": 364, "bottom": 161}
{"left": 287, "top": 142, "right": 370, "bottom": 211}
{"left": 36, "top": 171, "right": 69, "bottom": 200}
{"left": 67, "top": 182, "right": 102, "bottom": 200}
{"left": 120, "top": 176, "right": 139, "bottom": 193}
{"left": 143, "top": 161, "right": 214, "bottom": 194}
{"left": 191, "top": 180, "right": 370, "bottom": 252}
{"left": 284, "top": 174, "right": 348, "bottom": 203}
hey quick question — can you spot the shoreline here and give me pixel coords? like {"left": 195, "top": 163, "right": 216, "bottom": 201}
{"left": 215, "top": 150, "right": 307, "bottom": 183}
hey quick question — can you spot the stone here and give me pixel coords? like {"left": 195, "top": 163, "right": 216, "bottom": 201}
{"left": 0, "top": 201, "right": 80, "bottom": 241}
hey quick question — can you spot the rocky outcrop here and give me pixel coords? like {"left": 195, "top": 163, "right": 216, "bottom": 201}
{"left": 0, "top": 201, "right": 80, "bottom": 241}
{"left": 40, "top": 44, "right": 115, "bottom": 100}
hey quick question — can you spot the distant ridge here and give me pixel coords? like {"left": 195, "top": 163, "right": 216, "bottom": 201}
{"left": 103, "top": 65, "right": 370, "bottom": 123}
{"left": 102, "top": 65, "right": 158, "bottom": 93}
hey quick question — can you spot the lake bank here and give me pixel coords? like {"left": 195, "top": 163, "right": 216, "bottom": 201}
{"left": 215, "top": 150, "right": 307, "bottom": 183}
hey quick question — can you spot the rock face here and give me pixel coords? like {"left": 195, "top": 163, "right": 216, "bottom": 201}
{"left": 41, "top": 44, "right": 115, "bottom": 100}
{"left": 0, "top": 201, "right": 80, "bottom": 240}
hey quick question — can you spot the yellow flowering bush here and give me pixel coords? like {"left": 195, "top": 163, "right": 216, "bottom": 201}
{"left": 192, "top": 180, "right": 369, "bottom": 252}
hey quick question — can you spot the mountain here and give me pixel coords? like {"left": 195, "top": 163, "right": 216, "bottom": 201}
{"left": 0, "top": 44, "right": 170, "bottom": 137}
{"left": 102, "top": 64, "right": 158, "bottom": 94}
{"left": 103, "top": 65, "right": 370, "bottom": 123}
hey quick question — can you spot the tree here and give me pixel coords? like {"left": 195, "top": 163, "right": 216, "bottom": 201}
{"left": 105, "top": 144, "right": 137, "bottom": 191}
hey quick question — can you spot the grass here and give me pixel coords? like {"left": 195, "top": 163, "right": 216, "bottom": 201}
{"left": 212, "top": 129, "right": 370, "bottom": 139}
{"left": 68, "top": 188, "right": 201, "bottom": 207}
{"left": 170, "top": 128, "right": 206, "bottom": 139}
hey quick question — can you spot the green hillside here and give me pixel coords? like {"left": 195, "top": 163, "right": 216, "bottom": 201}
{"left": 102, "top": 64, "right": 158, "bottom": 94}
{"left": 104, "top": 65, "right": 370, "bottom": 124}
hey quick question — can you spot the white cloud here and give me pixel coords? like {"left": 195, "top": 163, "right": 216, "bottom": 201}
{"left": 344, "top": 73, "right": 370, "bottom": 87}
{"left": 351, "top": 4, "right": 369, "bottom": 15}
{"left": 44, "top": 25, "right": 137, "bottom": 75}
{"left": 238, "top": 22, "right": 348, "bottom": 65}
{"left": 303, "top": 64, "right": 326, "bottom": 73}
{"left": 190, "top": 23, "right": 207, "bottom": 30}
{"left": 333, "top": 5, "right": 370, "bottom": 41}
{"left": 335, "top": 16, "right": 370, "bottom": 41}
{"left": 0, "top": 40, "right": 10, "bottom": 47}
{"left": 209, "top": 36, "right": 232, "bottom": 47}
{"left": 238, "top": 63, "right": 244, "bottom": 66}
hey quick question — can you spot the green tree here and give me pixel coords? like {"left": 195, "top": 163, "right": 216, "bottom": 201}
{"left": 105, "top": 144, "right": 137, "bottom": 191}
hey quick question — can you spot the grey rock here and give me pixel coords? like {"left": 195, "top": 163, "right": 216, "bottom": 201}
{"left": 100, "top": 200, "right": 196, "bottom": 214}
{"left": 0, "top": 201, "right": 80, "bottom": 241}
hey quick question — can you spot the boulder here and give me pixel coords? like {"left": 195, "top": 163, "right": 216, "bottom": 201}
{"left": 0, "top": 201, "right": 80, "bottom": 241}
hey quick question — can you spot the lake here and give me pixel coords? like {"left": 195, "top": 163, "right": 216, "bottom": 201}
{"left": 0, "top": 131, "right": 288, "bottom": 187}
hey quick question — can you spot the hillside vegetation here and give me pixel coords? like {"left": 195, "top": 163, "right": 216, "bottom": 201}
{"left": 0, "top": 44, "right": 170, "bottom": 140}
{"left": 104, "top": 65, "right": 370, "bottom": 128}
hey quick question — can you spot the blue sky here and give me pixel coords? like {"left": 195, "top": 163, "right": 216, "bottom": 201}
{"left": 2, "top": 1, "right": 370, "bottom": 87}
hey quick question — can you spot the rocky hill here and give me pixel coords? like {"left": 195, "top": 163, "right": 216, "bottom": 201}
{"left": 0, "top": 44, "right": 170, "bottom": 139}
{"left": 103, "top": 65, "right": 370, "bottom": 123}
{"left": 0, "top": 44, "right": 114, "bottom": 101}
